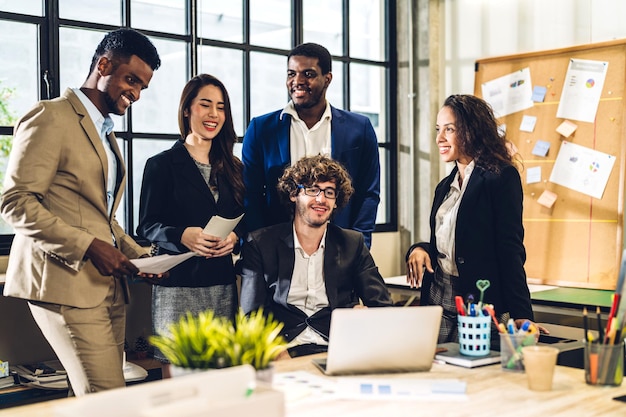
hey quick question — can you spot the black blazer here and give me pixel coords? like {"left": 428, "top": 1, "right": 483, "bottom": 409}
{"left": 240, "top": 222, "right": 392, "bottom": 342}
{"left": 137, "top": 140, "right": 245, "bottom": 287}
{"left": 407, "top": 164, "right": 533, "bottom": 320}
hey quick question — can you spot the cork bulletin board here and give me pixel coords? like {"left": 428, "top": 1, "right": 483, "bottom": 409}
{"left": 474, "top": 39, "right": 626, "bottom": 290}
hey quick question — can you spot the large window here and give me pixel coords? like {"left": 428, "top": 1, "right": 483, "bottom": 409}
{"left": 0, "top": 0, "right": 396, "bottom": 254}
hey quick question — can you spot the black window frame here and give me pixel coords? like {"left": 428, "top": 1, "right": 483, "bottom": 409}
{"left": 0, "top": 0, "right": 397, "bottom": 255}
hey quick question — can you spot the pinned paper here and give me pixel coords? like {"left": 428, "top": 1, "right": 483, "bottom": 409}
{"left": 519, "top": 115, "right": 537, "bottom": 132}
{"left": 532, "top": 86, "right": 547, "bottom": 102}
{"left": 537, "top": 190, "right": 558, "bottom": 208}
{"left": 549, "top": 141, "right": 615, "bottom": 199}
{"left": 526, "top": 166, "right": 542, "bottom": 184}
{"left": 531, "top": 140, "right": 551, "bottom": 157}
{"left": 556, "top": 59, "right": 608, "bottom": 123}
{"left": 481, "top": 68, "right": 533, "bottom": 117}
{"left": 556, "top": 120, "right": 578, "bottom": 137}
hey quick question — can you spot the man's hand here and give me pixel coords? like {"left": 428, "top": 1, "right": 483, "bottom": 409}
{"left": 406, "top": 247, "right": 433, "bottom": 288}
{"left": 85, "top": 238, "right": 139, "bottom": 278}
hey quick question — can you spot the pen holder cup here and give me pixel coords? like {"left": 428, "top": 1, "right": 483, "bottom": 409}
{"left": 457, "top": 315, "right": 491, "bottom": 356}
{"left": 584, "top": 341, "right": 624, "bottom": 386}
{"left": 500, "top": 333, "right": 537, "bottom": 372}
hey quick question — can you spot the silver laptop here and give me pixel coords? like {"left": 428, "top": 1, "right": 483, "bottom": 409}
{"left": 312, "top": 305, "right": 443, "bottom": 375}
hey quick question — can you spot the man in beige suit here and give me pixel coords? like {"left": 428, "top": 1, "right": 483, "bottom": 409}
{"left": 1, "top": 29, "right": 162, "bottom": 395}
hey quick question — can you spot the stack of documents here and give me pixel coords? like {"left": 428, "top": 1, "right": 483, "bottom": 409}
{"left": 12, "top": 360, "right": 68, "bottom": 390}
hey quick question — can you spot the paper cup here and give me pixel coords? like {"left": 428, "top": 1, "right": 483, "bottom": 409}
{"left": 521, "top": 345, "right": 559, "bottom": 391}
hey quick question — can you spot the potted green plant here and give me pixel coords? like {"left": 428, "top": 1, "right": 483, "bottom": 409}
{"left": 149, "top": 308, "right": 289, "bottom": 380}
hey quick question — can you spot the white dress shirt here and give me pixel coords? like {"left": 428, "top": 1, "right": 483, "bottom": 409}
{"left": 287, "top": 225, "right": 330, "bottom": 346}
{"left": 281, "top": 100, "right": 332, "bottom": 165}
{"left": 73, "top": 88, "right": 117, "bottom": 217}
{"left": 434, "top": 160, "right": 475, "bottom": 276}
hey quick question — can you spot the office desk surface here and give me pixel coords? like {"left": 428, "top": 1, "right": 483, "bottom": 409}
{"left": 273, "top": 353, "right": 625, "bottom": 417}
{"left": 2, "top": 353, "right": 625, "bottom": 417}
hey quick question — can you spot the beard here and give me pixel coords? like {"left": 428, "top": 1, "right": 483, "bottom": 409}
{"left": 292, "top": 88, "right": 325, "bottom": 112}
{"left": 104, "top": 91, "right": 126, "bottom": 116}
{"left": 296, "top": 202, "right": 332, "bottom": 228}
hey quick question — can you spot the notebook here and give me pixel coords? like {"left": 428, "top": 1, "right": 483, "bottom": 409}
{"left": 435, "top": 342, "right": 501, "bottom": 368}
{"left": 312, "top": 305, "right": 443, "bottom": 375}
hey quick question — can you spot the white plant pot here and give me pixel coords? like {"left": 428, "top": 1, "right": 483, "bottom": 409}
{"left": 255, "top": 363, "right": 275, "bottom": 385}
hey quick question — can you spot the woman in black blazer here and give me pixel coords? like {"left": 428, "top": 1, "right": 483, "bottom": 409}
{"left": 137, "top": 74, "right": 245, "bottom": 363}
{"left": 405, "top": 94, "right": 543, "bottom": 343}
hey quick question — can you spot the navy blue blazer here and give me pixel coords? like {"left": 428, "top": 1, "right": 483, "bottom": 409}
{"left": 407, "top": 164, "right": 534, "bottom": 320}
{"left": 137, "top": 141, "right": 245, "bottom": 287}
{"left": 242, "top": 105, "right": 380, "bottom": 247}
{"left": 240, "top": 222, "right": 392, "bottom": 342}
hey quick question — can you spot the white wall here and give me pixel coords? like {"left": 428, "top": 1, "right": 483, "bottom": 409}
{"left": 443, "top": 0, "right": 626, "bottom": 96}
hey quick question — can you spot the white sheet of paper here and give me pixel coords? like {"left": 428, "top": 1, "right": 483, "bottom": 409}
{"left": 519, "top": 115, "right": 537, "bottom": 132}
{"left": 202, "top": 213, "right": 244, "bottom": 239}
{"left": 272, "top": 371, "right": 466, "bottom": 402}
{"left": 549, "top": 141, "right": 616, "bottom": 199}
{"left": 556, "top": 59, "right": 608, "bottom": 123}
{"left": 481, "top": 67, "right": 533, "bottom": 117}
{"left": 526, "top": 166, "right": 542, "bottom": 184}
{"left": 130, "top": 252, "right": 196, "bottom": 275}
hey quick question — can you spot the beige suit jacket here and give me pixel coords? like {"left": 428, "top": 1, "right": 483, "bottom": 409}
{"left": 1, "top": 88, "right": 147, "bottom": 308}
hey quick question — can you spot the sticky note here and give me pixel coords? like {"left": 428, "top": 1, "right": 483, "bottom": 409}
{"left": 537, "top": 190, "right": 557, "bottom": 208}
{"left": 532, "top": 86, "right": 547, "bottom": 102}
{"left": 556, "top": 120, "right": 578, "bottom": 137}
{"left": 526, "top": 166, "right": 541, "bottom": 184}
{"left": 519, "top": 115, "right": 537, "bottom": 132}
{"left": 532, "top": 140, "right": 551, "bottom": 157}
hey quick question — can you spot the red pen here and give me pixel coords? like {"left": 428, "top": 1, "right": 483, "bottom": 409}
{"left": 455, "top": 296, "right": 466, "bottom": 316}
{"left": 605, "top": 293, "right": 621, "bottom": 344}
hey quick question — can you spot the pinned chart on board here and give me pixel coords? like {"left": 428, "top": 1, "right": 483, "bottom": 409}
{"left": 556, "top": 58, "right": 608, "bottom": 123}
{"left": 549, "top": 141, "right": 616, "bottom": 199}
{"left": 481, "top": 67, "right": 534, "bottom": 118}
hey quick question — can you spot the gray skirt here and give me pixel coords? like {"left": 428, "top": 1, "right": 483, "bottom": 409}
{"left": 151, "top": 283, "right": 238, "bottom": 362}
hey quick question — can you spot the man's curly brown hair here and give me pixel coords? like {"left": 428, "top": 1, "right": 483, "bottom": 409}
{"left": 277, "top": 155, "right": 354, "bottom": 212}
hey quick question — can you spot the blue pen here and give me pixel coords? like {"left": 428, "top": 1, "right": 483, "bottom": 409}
{"left": 517, "top": 320, "right": 531, "bottom": 335}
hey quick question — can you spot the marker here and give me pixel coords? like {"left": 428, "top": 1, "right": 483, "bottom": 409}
{"left": 455, "top": 296, "right": 466, "bottom": 316}
{"left": 469, "top": 303, "right": 476, "bottom": 317}
{"left": 517, "top": 320, "right": 531, "bottom": 335}
{"left": 507, "top": 318, "right": 516, "bottom": 335}
{"left": 484, "top": 305, "right": 500, "bottom": 329}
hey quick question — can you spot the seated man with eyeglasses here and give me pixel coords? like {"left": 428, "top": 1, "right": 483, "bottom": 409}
{"left": 240, "top": 155, "right": 392, "bottom": 358}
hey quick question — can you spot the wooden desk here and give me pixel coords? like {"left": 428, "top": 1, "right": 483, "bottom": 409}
{"left": 272, "top": 354, "right": 625, "bottom": 417}
{"left": 2, "top": 354, "right": 624, "bottom": 416}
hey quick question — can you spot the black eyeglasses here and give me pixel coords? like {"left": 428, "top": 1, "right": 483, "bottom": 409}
{"left": 297, "top": 184, "right": 337, "bottom": 199}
